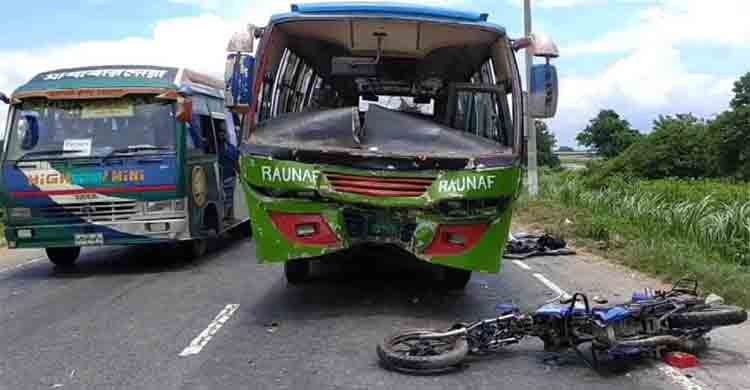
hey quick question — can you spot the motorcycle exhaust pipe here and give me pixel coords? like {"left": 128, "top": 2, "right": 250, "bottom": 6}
{"left": 615, "top": 335, "right": 707, "bottom": 352}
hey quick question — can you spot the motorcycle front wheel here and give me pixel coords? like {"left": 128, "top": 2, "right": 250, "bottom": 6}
{"left": 377, "top": 329, "right": 469, "bottom": 374}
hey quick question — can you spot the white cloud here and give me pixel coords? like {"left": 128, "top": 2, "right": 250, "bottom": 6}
{"left": 508, "top": 0, "right": 657, "bottom": 9}
{"left": 167, "top": 0, "right": 222, "bottom": 10}
{"left": 0, "top": 14, "right": 242, "bottom": 135}
{"left": 564, "top": 0, "right": 750, "bottom": 55}
{"left": 543, "top": 0, "right": 748, "bottom": 146}
{"left": 548, "top": 43, "right": 735, "bottom": 146}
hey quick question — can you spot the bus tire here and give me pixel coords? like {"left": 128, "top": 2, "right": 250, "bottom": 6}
{"left": 46, "top": 247, "right": 80, "bottom": 267}
{"left": 183, "top": 238, "right": 208, "bottom": 260}
{"left": 285, "top": 259, "right": 311, "bottom": 284}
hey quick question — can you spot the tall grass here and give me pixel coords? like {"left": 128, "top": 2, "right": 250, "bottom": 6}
{"left": 541, "top": 173, "right": 750, "bottom": 266}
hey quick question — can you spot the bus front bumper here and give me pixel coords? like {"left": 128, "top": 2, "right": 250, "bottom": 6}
{"left": 244, "top": 185, "right": 514, "bottom": 274}
{"left": 5, "top": 218, "right": 191, "bottom": 249}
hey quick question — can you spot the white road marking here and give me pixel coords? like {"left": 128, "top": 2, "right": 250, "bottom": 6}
{"left": 179, "top": 304, "right": 240, "bottom": 357}
{"left": 658, "top": 364, "right": 706, "bottom": 390}
{"left": 533, "top": 273, "right": 568, "bottom": 296}
{"left": 0, "top": 257, "right": 45, "bottom": 274}
{"left": 512, "top": 260, "right": 531, "bottom": 270}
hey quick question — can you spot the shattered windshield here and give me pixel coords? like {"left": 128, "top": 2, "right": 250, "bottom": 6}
{"left": 5, "top": 95, "right": 175, "bottom": 161}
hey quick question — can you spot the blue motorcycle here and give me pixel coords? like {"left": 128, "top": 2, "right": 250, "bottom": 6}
{"left": 377, "top": 280, "right": 747, "bottom": 374}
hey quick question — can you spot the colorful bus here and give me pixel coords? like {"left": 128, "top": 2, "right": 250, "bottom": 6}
{"left": 0, "top": 65, "right": 249, "bottom": 266}
{"left": 224, "top": 3, "right": 559, "bottom": 287}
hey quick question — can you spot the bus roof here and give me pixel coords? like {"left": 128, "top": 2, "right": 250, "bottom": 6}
{"left": 13, "top": 65, "right": 224, "bottom": 99}
{"left": 270, "top": 2, "right": 506, "bottom": 34}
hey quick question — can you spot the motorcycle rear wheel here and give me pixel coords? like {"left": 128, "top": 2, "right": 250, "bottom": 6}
{"left": 669, "top": 305, "right": 747, "bottom": 328}
{"left": 377, "top": 329, "right": 469, "bottom": 374}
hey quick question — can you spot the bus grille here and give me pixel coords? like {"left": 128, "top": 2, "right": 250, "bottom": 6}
{"left": 325, "top": 173, "right": 434, "bottom": 197}
{"left": 39, "top": 200, "right": 139, "bottom": 223}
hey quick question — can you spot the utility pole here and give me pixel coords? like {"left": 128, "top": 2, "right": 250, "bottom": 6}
{"left": 524, "top": 0, "right": 539, "bottom": 196}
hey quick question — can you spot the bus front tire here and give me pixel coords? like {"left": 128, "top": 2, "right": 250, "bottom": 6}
{"left": 285, "top": 259, "right": 311, "bottom": 284}
{"left": 183, "top": 239, "right": 208, "bottom": 260}
{"left": 181, "top": 228, "right": 217, "bottom": 260}
{"left": 46, "top": 247, "right": 80, "bottom": 267}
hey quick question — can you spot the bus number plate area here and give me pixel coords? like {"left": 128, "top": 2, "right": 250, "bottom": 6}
{"left": 74, "top": 233, "right": 104, "bottom": 246}
{"left": 343, "top": 209, "right": 417, "bottom": 244}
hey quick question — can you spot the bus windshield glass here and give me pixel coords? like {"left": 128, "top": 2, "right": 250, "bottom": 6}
{"left": 5, "top": 95, "right": 175, "bottom": 161}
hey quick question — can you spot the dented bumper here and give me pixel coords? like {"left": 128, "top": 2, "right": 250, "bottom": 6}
{"left": 240, "top": 157, "right": 522, "bottom": 273}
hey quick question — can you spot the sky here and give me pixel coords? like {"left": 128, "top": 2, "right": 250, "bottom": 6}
{"left": 0, "top": 0, "right": 748, "bottom": 147}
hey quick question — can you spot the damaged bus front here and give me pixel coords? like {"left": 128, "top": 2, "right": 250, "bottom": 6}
{"left": 225, "top": 3, "right": 560, "bottom": 287}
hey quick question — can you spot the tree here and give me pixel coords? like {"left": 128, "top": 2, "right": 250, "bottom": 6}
{"left": 730, "top": 72, "right": 750, "bottom": 110}
{"left": 709, "top": 107, "right": 750, "bottom": 179}
{"left": 535, "top": 120, "right": 561, "bottom": 168}
{"left": 585, "top": 114, "right": 712, "bottom": 181}
{"left": 707, "top": 72, "right": 750, "bottom": 179}
{"left": 576, "top": 109, "right": 642, "bottom": 158}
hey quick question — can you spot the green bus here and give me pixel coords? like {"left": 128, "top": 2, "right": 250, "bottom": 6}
{"left": 224, "top": 3, "right": 559, "bottom": 287}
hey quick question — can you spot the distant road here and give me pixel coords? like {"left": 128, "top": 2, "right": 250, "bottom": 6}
{"left": 556, "top": 150, "right": 599, "bottom": 170}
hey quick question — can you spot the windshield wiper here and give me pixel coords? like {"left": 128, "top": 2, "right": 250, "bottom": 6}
{"left": 104, "top": 145, "right": 171, "bottom": 158}
{"left": 15, "top": 149, "right": 84, "bottom": 165}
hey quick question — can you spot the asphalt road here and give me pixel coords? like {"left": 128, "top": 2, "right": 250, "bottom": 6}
{"left": 1, "top": 234, "right": 748, "bottom": 390}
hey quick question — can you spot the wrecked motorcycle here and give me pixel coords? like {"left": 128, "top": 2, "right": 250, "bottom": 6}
{"left": 377, "top": 280, "right": 747, "bottom": 373}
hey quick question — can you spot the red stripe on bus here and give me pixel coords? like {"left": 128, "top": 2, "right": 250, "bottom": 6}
{"left": 10, "top": 185, "right": 177, "bottom": 198}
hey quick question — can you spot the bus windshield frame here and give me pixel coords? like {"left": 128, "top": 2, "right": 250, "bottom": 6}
{"left": 4, "top": 94, "right": 176, "bottom": 162}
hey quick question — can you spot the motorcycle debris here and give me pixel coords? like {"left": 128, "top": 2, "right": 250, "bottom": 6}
{"left": 663, "top": 352, "right": 699, "bottom": 369}
{"left": 264, "top": 321, "right": 280, "bottom": 333}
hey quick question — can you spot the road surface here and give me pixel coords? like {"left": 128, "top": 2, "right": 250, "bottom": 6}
{"left": 1, "top": 234, "right": 747, "bottom": 390}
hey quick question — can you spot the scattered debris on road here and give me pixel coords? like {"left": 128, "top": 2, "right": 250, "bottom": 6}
{"left": 264, "top": 321, "right": 280, "bottom": 333}
{"left": 663, "top": 352, "right": 699, "bottom": 369}
{"left": 505, "top": 232, "right": 575, "bottom": 259}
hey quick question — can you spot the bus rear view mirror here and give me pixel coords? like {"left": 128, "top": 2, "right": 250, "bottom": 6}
{"left": 529, "top": 64, "right": 558, "bottom": 119}
{"left": 530, "top": 33, "right": 559, "bottom": 59}
{"left": 0, "top": 92, "right": 8, "bottom": 104}
{"left": 225, "top": 53, "right": 254, "bottom": 113}
{"left": 331, "top": 57, "right": 377, "bottom": 77}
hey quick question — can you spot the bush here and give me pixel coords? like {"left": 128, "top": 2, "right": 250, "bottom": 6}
{"left": 542, "top": 173, "right": 750, "bottom": 266}
{"left": 585, "top": 114, "right": 714, "bottom": 182}
{"left": 530, "top": 171, "right": 750, "bottom": 305}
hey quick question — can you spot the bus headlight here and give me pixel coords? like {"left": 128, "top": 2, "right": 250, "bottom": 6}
{"left": 145, "top": 200, "right": 174, "bottom": 214}
{"left": 17, "top": 229, "right": 33, "bottom": 239}
{"left": 9, "top": 207, "right": 31, "bottom": 218}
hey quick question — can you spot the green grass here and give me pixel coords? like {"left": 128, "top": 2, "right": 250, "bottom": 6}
{"left": 514, "top": 171, "right": 750, "bottom": 307}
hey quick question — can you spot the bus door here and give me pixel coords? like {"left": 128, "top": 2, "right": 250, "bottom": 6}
{"left": 185, "top": 102, "right": 225, "bottom": 234}
{"left": 212, "top": 111, "right": 240, "bottom": 220}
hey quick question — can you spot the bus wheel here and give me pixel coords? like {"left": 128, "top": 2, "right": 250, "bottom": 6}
{"left": 284, "top": 259, "right": 311, "bottom": 285}
{"left": 183, "top": 238, "right": 208, "bottom": 260}
{"left": 46, "top": 247, "right": 80, "bottom": 267}
{"left": 437, "top": 266, "right": 472, "bottom": 290}
{"left": 181, "top": 228, "right": 216, "bottom": 260}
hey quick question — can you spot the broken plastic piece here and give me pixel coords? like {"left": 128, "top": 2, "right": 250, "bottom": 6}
{"left": 663, "top": 351, "right": 699, "bottom": 369}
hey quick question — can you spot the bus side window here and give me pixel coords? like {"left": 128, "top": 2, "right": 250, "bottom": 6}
{"left": 187, "top": 114, "right": 214, "bottom": 154}
{"left": 200, "top": 115, "right": 218, "bottom": 154}
{"left": 212, "top": 116, "right": 226, "bottom": 153}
